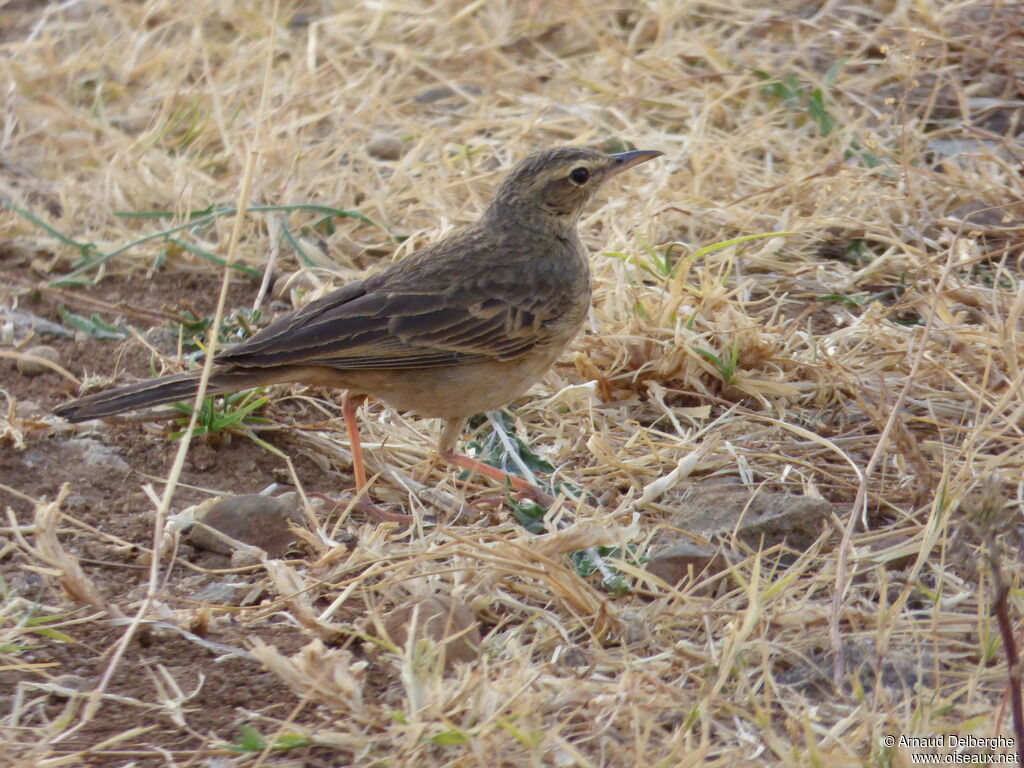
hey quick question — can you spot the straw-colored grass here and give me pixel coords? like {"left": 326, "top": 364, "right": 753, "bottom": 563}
{"left": 2, "top": 0, "right": 1022, "bottom": 765}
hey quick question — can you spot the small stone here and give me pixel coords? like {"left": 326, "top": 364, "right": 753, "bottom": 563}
{"left": 188, "top": 441, "right": 218, "bottom": 472}
{"left": 414, "top": 86, "right": 457, "bottom": 104}
{"left": 646, "top": 540, "right": 730, "bottom": 586}
{"left": 660, "top": 485, "right": 832, "bottom": 551}
{"left": 382, "top": 595, "right": 480, "bottom": 670}
{"left": 188, "top": 494, "right": 304, "bottom": 557}
{"left": 75, "top": 438, "right": 131, "bottom": 474}
{"left": 6, "top": 569, "right": 45, "bottom": 596}
{"left": 366, "top": 134, "right": 405, "bottom": 161}
{"left": 411, "top": 84, "right": 480, "bottom": 106}
{"left": 618, "top": 609, "right": 649, "bottom": 647}
{"left": 16, "top": 344, "right": 60, "bottom": 376}
{"left": 63, "top": 494, "right": 90, "bottom": 511}
{"left": 230, "top": 548, "right": 262, "bottom": 568}
{"left": 854, "top": 532, "right": 918, "bottom": 571}
{"left": 14, "top": 400, "right": 45, "bottom": 418}
{"left": 143, "top": 325, "right": 180, "bottom": 355}
{"left": 553, "top": 645, "right": 589, "bottom": 669}
{"left": 192, "top": 581, "right": 244, "bottom": 604}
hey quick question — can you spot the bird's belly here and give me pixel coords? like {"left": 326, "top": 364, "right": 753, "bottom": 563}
{"left": 325, "top": 346, "right": 565, "bottom": 419}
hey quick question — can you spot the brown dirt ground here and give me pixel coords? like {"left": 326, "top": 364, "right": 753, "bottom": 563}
{"left": 1, "top": 265, "right": 380, "bottom": 765}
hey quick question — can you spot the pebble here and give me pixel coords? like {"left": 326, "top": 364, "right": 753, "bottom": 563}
{"left": 192, "top": 581, "right": 244, "bottom": 604}
{"left": 659, "top": 484, "right": 832, "bottom": 551}
{"left": 187, "top": 493, "right": 304, "bottom": 557}
{"left": 16, "top": 344, "right": 61, "bottom": 376}
{"left": 645, "top": 540, "right": 731, "bottom": 588}
{"left": 64, "top": 494, "right": 91, "bottom": 511}
{"left": 77, "top": 439, "right": 132, "bottom": 474}
{"left": 382, "top": 594, "right": 480, "bottom": 671}
{"left": 366, "top": 134, "right": 405, "bottom": 160}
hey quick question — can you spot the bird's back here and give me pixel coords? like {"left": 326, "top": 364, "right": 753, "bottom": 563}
{"left": 217, "top": 219, "right": 591, "bottom": 373}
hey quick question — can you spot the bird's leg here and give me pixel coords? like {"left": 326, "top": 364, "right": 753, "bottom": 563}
{"left": 342, "top": 393, "right": 368, "bottom": 489}
{"left": 438, "top": 417, "right": 556, "bottom": 508}
{"left": 340, "top": 394, "right": 412, "bottom": 523}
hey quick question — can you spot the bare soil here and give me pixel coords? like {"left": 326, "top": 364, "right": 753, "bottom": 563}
{"left": 1, "top": 266, "right": 367, "bottom": 765}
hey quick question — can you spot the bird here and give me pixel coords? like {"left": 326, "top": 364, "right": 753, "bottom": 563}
{"left": 54, "top": 145, "right": 663, "bottom": 506}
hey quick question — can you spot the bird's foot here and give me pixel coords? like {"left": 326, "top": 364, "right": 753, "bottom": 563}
{"left": 351, "top": 496, "right": 413, "bottom": 524}
{"left": 317, "top": 492, "right": 412, "bottom": 524}
{"left": 441, "top": 451, "right": 555, "bottom": 509}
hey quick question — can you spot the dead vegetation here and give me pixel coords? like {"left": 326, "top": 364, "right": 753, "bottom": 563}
{"left": 1, "top": 0, "right": 1023, "bottom": 765}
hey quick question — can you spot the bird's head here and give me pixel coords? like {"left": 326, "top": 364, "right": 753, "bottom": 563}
{"left": 485, "top": 146, "right": 663, "bottom": 231}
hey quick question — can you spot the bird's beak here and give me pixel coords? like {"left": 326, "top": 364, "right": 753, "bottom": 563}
{"left": 606, "top": 149, "right": 664, "bottom": 178}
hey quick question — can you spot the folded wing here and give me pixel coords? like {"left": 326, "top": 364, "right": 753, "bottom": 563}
{"left": 217, "top": 272, "right": 558, "bottom": 371}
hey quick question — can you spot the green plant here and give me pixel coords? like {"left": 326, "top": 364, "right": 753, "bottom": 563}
{"left": 0, "top": 585, "right": 75, "bottom": 654}
{"left": 465, "top": 410, "right": 555, "bottom": 477}
{"left": 2, "top": 201, "right": 382, "bottom": 285}
{"left": 172, "top": 306, "right": 263, "bottom": 352}
{"left": 606, "top": 231, "right": 796, "bottom": 282}
{"left": 694, "top": 338, "right": 741, "bottom": 385}
{"left": 58, "top": 307, "right": 129, "bottom": 339}
{"left": 227, "top": 724, "right": 311, "bottom": 753}
{"left": 753, "top": 61, "right": 844, "bottom": 137}
{"left": 815, "top": 293, "right": 864, "bottom": 308}
{"left": 753, "top": 62, "right": 885, "bottom": 168}
{"left": 170, "top": 388, "right": 282, "bottom": 456}
{"left": 465, "top": 411, "right": 586, "bottom": 513}
{"left": 571, "top": 545, "right": 648, "bottom": 596}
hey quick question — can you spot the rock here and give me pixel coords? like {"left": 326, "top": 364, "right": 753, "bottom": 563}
{"left": 14, "top": 400, "right": 45, "bottom": 418}
{"left": 187, "top": 493, "right": 304, "bottom": 557}
{"left": 412, "top": 83, "right": 481, "bottom": 106}
{"left": 230, "top": 548, "right": 263, "bottom": 568}
{"left": 187, "top": 441, "right": 218, "bottom": 472}
{"left": 76, "top": 438, "right": 131, "bottom": 474}
{"left": 414, "top": 86, "right": 458, "bottom": 104}
{"left": 776, "top": 639, "right": 936, "bottom": 700}
{"left": 660, "top": 484, "right": 832, "bottom": 551}
{"left": 853, "top": 532, "right": 918, "bottom": 571}
{"left": 366, "top": 134, "right": 405, "bottom": 160}
{"left": 16, "top": 344, "right": 61, "bottom": 376}
{"left": 645, "top": 540, "right": 731, "bottom": 586}
{"left": 192, "top": 580, "right": 245, "bottom": 604}
{"left": 618, "top": 609, "right": 649, "bottom": 647}
{"left": 382, "top": 595, "right": 480, "bottom": 670}
{"left": 63, "top": 494, "right": 90, "bottom": 511}
{"left": 936, "top": 198, "right": 1023, "bottom": 233}
{"left": 6, "top": 568, "right": 45, "bottom": 596}
{"left": 553, "top": 645, "right": 589, "bottom": 670}
{"left": 143, "top": 325, "right": 180, "bottom": 355}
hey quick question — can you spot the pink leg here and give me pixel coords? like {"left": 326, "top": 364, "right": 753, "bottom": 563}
{"left": 441, "top": 451, "right": 556, "bottom": 508}
{"left": 438, "top": 418, "right": 555, "bottom": 508}
{"left": 340, "top": 394, "right": 412, "bottom": 523}
{"left": 342, "top": 394, "right": 367, "bottom": 490}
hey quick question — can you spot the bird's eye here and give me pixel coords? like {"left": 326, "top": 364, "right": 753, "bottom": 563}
{"left": 569, "top": 166, "right": 590, "bottom": 185}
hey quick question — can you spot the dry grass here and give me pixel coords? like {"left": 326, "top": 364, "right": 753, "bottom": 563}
{"left": 2, "top": 0, "right": 1023, "bottom": 765}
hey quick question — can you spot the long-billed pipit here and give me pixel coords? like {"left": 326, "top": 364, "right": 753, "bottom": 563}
{"left": 55, "top": 146, "right": 662, "bottom": 506}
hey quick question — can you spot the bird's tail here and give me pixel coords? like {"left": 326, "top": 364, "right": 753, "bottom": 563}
{"left": 54, "top": 368, "right": 272, "bottom": 423}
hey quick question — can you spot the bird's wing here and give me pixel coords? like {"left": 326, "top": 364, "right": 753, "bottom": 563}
{"left": 216, "top": 271, "right": 563, "bottom": 371}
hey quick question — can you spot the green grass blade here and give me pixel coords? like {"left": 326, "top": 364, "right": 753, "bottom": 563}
{"left": 690, "top": 231, "right": 796, "bottom": 260}
{"left": 165, "top": 237, "right": 261, "bottom": 276}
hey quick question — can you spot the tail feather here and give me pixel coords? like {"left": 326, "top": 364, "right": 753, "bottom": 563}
{"left": 54, "top": 368, "right": 271, "bottom": 423}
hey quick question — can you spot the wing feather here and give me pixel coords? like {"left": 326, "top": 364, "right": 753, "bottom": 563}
{"left": 216, "top": 272, "right": 562, "bottom": 371}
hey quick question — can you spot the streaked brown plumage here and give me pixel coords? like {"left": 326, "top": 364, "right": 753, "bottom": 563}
{"left": 55, "top": 146, "right": 662, "bottom": 504}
